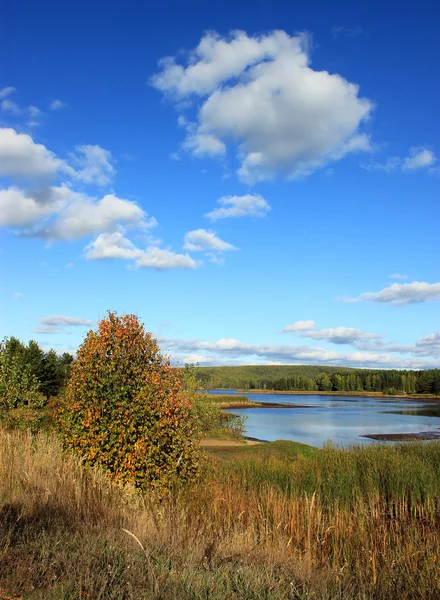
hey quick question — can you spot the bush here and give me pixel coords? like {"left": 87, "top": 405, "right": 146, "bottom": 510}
{"left": 58, "top": 311, "right": 200, "bottom": 491}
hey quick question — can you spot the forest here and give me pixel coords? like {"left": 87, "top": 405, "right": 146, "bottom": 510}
{"left": 0, "top": 337, "right": 74, "bottom": 403}
{"left": 197, "top": 364, "right": 440, "bottom": 396}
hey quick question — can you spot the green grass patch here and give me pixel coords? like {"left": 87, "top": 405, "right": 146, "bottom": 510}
{"left": 205, "top": 438, "right": 317, "bottom": 460}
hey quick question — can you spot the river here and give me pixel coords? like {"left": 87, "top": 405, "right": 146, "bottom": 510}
{"left": 208, "top": 390, "right": 440, "bottom": 447}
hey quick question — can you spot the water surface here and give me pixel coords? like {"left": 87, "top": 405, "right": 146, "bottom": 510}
{"left": 208, "top": 390, "right": 440, "bottom": 447}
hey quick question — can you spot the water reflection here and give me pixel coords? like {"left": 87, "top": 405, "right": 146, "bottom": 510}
{"left": 209, "top": 390, "right": 440, "bottom": 448}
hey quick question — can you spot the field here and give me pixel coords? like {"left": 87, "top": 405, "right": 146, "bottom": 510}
{"left": 1, "top": 428, "right": 439, "bottom": 599}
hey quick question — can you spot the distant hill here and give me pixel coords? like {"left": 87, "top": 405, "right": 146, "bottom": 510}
{"left": 196, "top": 364, "right": 440, "bottom": 395}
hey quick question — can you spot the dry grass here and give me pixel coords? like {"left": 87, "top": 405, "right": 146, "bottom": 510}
{"left": 0, "top": 428, "right": 439, "bottom": 599}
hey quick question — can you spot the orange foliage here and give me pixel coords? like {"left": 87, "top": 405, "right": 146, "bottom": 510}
{"left": 58, "top": 311, "right": 199, "bottom": 490}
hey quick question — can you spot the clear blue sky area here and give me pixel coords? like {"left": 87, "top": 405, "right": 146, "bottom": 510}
{"left": 1, "top": 0, "right": 439, "bottom": 369}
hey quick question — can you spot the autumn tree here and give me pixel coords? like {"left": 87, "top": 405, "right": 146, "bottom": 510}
{"left": 58, "top": 311, "right": 199, "bottom": 490}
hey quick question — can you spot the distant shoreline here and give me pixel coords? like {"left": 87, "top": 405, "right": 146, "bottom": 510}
{"left": 209, "top": 389, "right": 440, "bottom": 402}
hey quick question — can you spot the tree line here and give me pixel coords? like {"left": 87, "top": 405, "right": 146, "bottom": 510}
{"left": 197, "top": 365, "right": 440, "bottom": 396}
{"left": 0, "top": 336, "right": 74, "bottom": 404}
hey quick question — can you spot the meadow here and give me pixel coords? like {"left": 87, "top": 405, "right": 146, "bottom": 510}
{"left": 1, "top": 427, "right": 439, "bottom": 599}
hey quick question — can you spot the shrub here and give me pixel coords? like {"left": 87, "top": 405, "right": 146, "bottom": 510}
{"left": 58, "top": 311, "right": 200, "bottom": 491}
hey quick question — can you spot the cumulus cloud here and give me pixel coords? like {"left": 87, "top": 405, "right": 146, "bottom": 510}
{"left": 0, "top": 128, "right": 64, "bottom": 179}
{"left": 0, "top": 128, "right": 115, "bottom": 187}
{"left": 85, "top": 231, "right": 142, "bottom": 260}
{"left": 341, "top": 282, "right": 440, "bottom": 306}
{"left": 35, "top": 315, "right": 92, "bottom": 334}
{"left": 0, "top": 182, "right": 153, "bottom": 243}
{"left": 152, "top": 30, "right": 373, "bottom": 182}
{"left": 183, "top": 132, "right": 226, "bottom": 157}
{"left": 0, "top": 186, "right": 65, "bottom": 227}
{"left": 283, "top": 320, "right": 382, "bottom": 344}
{"left": 184, "top": 228, "right": 237, "bottom": 252}
{"left": 70, "top": 144, "right": 115, "bottom": 186}
{"left": 36, "top": 192, "right": 149, "bottom": 241}
{"left": 85, "top": 232, "right": 197, "bottom": 270}
{"left": 205, "top": 193, "right": 271, "bottom": 220}
{"left": 403, "top": 147, "right": 436, "bottom": 170}
{"left": 136, "top": 247, "right": 197, "bottom": 270}
{"left": 363, "top": 147, "right": 436, "bottom": 173}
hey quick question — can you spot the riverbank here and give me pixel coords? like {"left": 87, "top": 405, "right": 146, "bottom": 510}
{"left": 231, "top": 388, "right": 440, "bottom": 401}
{"left": 201, "top": 392, "right": 308, "bottom": 409}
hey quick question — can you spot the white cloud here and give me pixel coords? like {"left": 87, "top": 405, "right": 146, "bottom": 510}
{"left": 283, "top": 320, "right": 382, "bottom": 345}
{"left": 85, "top": 232, "right": 197, "bottom": 270}
{"left": 0, "top": 87, "right": 16, "bottom": 100}
{"left": 12, "top": 292, "right": 23, "bottom": 300}
{"left": 152, "top": 30, "right": 373, "bottom": 182}
{"left": 0, "top": 129, "right": 115, "bottom": 186}
{"left": 342, "top": 281, "right": 440, "bottom": 306}
{"left": 0, "top": 186, "right": 65, "bottom": 227}
{"left": 183, "top": 132, "right": 226, "bottom": 157}
{"left": 162, "top": 336, "right": 341, "bottom": 364}
{"left": 180, "top": 353, "right": 213, "bottom": 365}
{"left": 363, "top": 147, "right": 436, "bottom": 173}
{"left": 159, "top": 335, "right": 438, "bottom": 369}
{"left": 28, "top": 105, "right": 42, "bottom": 118}
{"left": 363, "top": 156, "right": 401, "bottom": 172}
{"left": 282, "top": 320, "right": 315, "bottom": 332}
{"left": 205, "top": 193, "right": 271, "bottom": 220}
{"left": 85, "top": 231, "right": 142, "bottom": 260}
{"left": 136, "top": 246, "right": 197, "bottom": 270}
{"left": 49, "top": 99, "right": 66, "bottom": 111}
{"left": 389, "top": 273, "right": 408, "bottom": 280}
{"left": 0, "top": 128, "right": 64, "bottom": 179}
{"left": 0, "top": 184, "right": 152, "bottom": 242}
{"left": 1, "top": 100, "right": 21, "bottom": 114}
{"left": 39, "top": 192, "right": 148, "bottom": 241}
{"left": 403, "top": 147, "right": 436, "bottom": 170}
{"left": 416, "top": 332, "right": 440, "bottom": 353}
{"left": 70, "top": 144, "right": 115, "bottom": 186}
{"left": 184, "top": 228, "right": 237, "bottom": 252}
{"left": 35, "top": 315, "right": 92, "bottom": 334}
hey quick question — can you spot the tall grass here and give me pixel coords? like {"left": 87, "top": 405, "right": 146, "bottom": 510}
{"left": 1, "top": 428, "right": 439, "bottom": 599}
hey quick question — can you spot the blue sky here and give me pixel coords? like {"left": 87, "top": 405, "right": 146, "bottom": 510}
{"left": 1, "top": 0, "right": 439, "bottom": 369}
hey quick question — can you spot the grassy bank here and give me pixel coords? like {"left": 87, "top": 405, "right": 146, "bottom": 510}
{"left": 1, "top": 429, "right": 439, "bottom": 599}
{"left": 200, "top": 393, "right": 255, "bottom": 408}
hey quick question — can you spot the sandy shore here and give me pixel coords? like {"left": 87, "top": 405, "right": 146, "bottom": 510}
{"left": 200, "top": 437, "right": 263, "bottom": 447}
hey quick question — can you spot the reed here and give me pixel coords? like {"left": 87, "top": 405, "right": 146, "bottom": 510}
{"left": 0, "top": 428, "right": 439, "bottom": 599}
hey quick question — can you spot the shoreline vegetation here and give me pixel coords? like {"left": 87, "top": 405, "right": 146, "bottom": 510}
{"left": 213, "top": 388, "right": 440, "bottom": 401}
{"left": 197, "top": 364, "right": 440, "bottom": 398}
